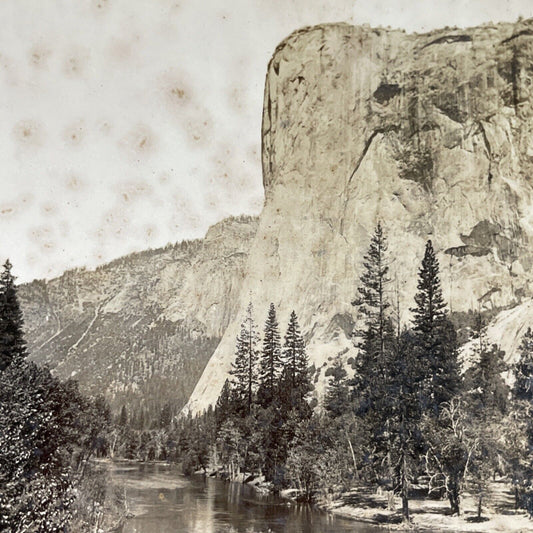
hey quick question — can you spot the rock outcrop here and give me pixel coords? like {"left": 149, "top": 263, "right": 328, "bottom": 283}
{"left": 186, "top": 19, "right": 533, "bottom": 413}
{"left": 460, "top": 298, "right": 533, "bottom": 376}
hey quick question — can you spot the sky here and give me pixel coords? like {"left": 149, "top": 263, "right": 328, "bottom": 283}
{"left": 1, "top": 0, "right": 533, "bottom": 283}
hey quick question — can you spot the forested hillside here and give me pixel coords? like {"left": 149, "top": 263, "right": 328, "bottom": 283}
{"left": 18, "top": 215, "right": 258, "bottom": 422}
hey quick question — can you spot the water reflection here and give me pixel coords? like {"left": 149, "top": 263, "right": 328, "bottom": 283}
{"left": 111, "top": 462, "right": 378, "bottom": 533}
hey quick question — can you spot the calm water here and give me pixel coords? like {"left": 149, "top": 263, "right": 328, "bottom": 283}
{"left": 110, "top": 462, "right": 381, "bottom": 533}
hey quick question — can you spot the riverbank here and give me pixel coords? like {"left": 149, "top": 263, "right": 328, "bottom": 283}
{"left": 222, "top": 471, "right": 531, "bottom": 531}
{"left": 185, "top": 466, "right": 531, "bottom": 531}
{"left": 204, "top": 467, "right": 274, "bottom": 495}
{"left": 320, "top": 480, "right": 531, "bottom": 532}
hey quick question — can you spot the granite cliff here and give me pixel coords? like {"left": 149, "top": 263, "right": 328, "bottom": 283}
{"left": 19, "top": 19, "right": 533, "bottom": 415}
{"left": 186, "top": 19, "right": 533, "bottom": 412}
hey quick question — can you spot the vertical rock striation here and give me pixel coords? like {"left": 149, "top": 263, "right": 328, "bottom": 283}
{"left": 186, "top": 19, "right": 533, "bottom": 413}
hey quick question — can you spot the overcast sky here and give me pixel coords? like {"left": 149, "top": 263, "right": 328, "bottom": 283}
{"left": 1, "top": 0, "right": 532, "bottom": 283}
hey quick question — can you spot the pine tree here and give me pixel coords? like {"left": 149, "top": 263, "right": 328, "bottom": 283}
{"left": 389, "top": 329, "right": 425, "bottom": 520}
{"left": 258, "top": 303, "right": 282, "bottom": 407}
{"left": 350, "top": 224, "right": 399, "bottom": 493}
{"left": 514, "top": 328, "right": 533, "bottom": 403}
{"left": 0, "top": 260, "right": 27, "bottom": 371}
{"left": 324, "top": 357, "right": 351, "bottom": 418}
{"left": 351, "top": 223, "right": 395, "bottom": 415}
{"left": 462, "top": 319, "right": 509, "bottom": 517}
{"left": 411, "top": 240, "right": 459, "bottom": 415}
{"left": 509, "top": 328, "right": 533, "bottom": 503}
{"left": 280, "top": 311, "right": 311, "bottom": 409}
{"left": 465, "top": 318, "right": 509, "bottom": 417}
{"left": 229, "top": 302, "right": 259, "bottom": 415}
{"left": 215, "top": 379, "right": 233, "bottom": 430}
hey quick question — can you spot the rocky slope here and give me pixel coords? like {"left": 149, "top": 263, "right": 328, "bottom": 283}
{"left": 186, "top": 19, "right": 533, "bottom": 413}
{"left": 460, "top": 297, "right": 533, "bottom": 374}
{"left": 19, "top": 215, "right": 258, "bottom": 417}
{"left": 19, "top": 19, "right": 533, "bottom": 417}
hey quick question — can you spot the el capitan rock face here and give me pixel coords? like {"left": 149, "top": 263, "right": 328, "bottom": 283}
{"left": 185, "top": 19, "right": 533, "bottom": 413}
{"left": 17, "top": 20, "right": 533, "bottom": 415}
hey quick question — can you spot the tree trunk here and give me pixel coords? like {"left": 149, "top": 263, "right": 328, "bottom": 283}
{"left": 346, "top": 433, "right": 359, "bottom": 481}
{"left": 477, "top": 494, "right": 482, "bottom": 519}
{"left": 402, "top": 490, "right": 409, "bottom": 521}
{"left": 401, "top": 454, "right": 409, "bottom": 521}
{"left": 447, "top": 480, "right": 460, "bottom": 515}
{"left": 387, "top": 490, "right": 396, "bottom": 511}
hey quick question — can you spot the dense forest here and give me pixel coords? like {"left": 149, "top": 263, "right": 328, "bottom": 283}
{"left": 177, "top": 225, "right": 533, "bottom": 521}
{"left": 3, "top": 224, "right": 533, "bottom": 529}
{"left": 0, "top": 260, "right": 118, "bottom": 532}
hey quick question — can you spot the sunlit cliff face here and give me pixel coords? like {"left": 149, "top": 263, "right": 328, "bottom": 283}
{"left": 186, "top": 19, "right": 533, "bottom": 413}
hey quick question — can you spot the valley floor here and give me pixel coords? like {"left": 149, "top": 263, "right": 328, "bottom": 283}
{"left": 321, "top": 479, "right": 531, "bottom": 532}
{"left": 204, "top": 467, "right": 532, "bottom": 531}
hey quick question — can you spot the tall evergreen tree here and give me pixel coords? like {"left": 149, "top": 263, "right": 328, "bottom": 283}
{"left": 350, "top": 224, "right": 398, "bottom": 493}
{"left": 258, "top": 303, "right": 282, "bottom": 407}
{"left": 509, "top": 328, "right": 533, "bottom": 503}
{"left": 411, "top": 240, "right": 459, "bottom": 415}
{"left": 464, "top": 319, "right": 509, "bottom": 417}
{"left": 462, "top": 320, "right": 509, "bottom": 517}
{"left": 280, "top": 311, "right": 311, "bottom": 408}
{"left": 0, "top": 260, "right": 27, "bottom": 371}
{"left": 389, "top": 329, "right": 425, "bottom": 520}
{"left": 215, "top": 379, "right": 233, "bottom": 430}
{"left": 351, "top": 223, "right": 395, "bottom": 415}
{"left": 229, "top": 302, "right": 259, "bottom": 415}
{"left": 514, "top": 328, "right": 533, "bottom": 403}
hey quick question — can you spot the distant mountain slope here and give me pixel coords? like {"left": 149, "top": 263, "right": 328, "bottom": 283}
{"left": 18, "top": 215, "right": 258, "bottom": 419}
{"left": 20, "top": 18, "right": 533, "bottom": 418}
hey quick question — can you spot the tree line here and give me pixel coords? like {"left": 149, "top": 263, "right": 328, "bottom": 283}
{"left": 0, "top": 260, "right": 116, "bottom": 532}
{"left": 181, "top": 224, "right": 533, "bottom": 521}
{"left": 5, "top": 218, "right": 533, "bottom": 527}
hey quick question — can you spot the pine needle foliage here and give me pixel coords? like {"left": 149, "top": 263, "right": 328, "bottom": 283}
{"left": 411, "top": 240, "right": 459, "bottom": 415}
{"left": 258, "top": 303, "right": 282, "bottom": 407}
{"left": 229, "top": 302, "right": 260, "bottom": 415}
{"left": 0, "top": 260, "right": 27, "bottom": 372}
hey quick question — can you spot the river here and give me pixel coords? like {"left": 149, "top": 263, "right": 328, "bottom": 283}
{"left": 109, "top": 462, "right": 381, "bottom": 533}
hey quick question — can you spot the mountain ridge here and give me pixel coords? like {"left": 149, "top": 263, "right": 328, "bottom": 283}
{"left": 18, "top": 17, "right": 533, "bottom": 417}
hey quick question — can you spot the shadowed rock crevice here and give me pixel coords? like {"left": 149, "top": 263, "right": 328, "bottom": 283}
{"left": 325, "top": 312, "right": 355, "bottom": 340}
{"left": 501, "top": 28, "right": 533, "bottom": 44}
{"left": 445, "top": 245, "right": 491, "bottom": 258}
{"left": 373, "top": 83, "right": 401, "bottom": 105}
{"left": 421, "top": 34, "right": 473, "bottom": 49}
{"left": 460, "top": 220, "right": 523, "bottom": 263}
